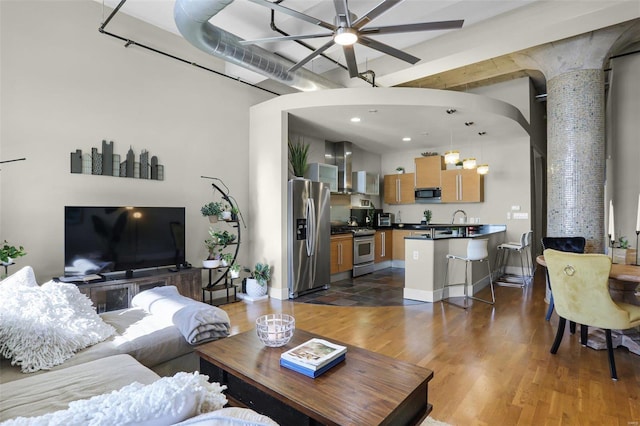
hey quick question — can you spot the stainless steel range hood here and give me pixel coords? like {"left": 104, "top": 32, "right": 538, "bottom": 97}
{"left": 325, "top": 141, "right": 352, "bottom": 193}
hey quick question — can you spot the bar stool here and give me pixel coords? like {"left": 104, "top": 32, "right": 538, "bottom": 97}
{"left": 495, "top": 230, "right": 533, "bottom": 288}
{"left": 442, "top": 239, "right": 495, "bottom": 308}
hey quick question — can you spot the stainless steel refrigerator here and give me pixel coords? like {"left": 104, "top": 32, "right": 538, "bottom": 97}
{"left": 287, "top": 179, "right": 330, "bottom": 298}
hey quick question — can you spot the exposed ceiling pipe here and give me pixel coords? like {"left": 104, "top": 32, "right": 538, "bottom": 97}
{"left": 174, "top": 0, "right": 341, "bottom": 92}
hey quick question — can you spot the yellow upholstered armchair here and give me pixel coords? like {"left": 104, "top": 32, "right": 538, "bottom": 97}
{"left": 543, "top": 249, "right": 640, "bottom": 380}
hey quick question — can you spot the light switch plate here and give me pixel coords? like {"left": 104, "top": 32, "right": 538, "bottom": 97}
{"left": 413, "top": 251, "right": 419, "bottom": 260}
{"left": 513, "top": 212, "right": 528, "bottom": 219}
{"left": 511, "top": 205, "right": 521, "bottom": 211}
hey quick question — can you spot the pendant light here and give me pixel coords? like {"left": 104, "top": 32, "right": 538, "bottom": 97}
{"left": 444, "top": 129, "right": 460, "bottom": 165}
{"left": 476, "top": 131, "right": 489, "bottom": 175}
{"left": 463, "top": 158, "right": 477, "bottom": 169}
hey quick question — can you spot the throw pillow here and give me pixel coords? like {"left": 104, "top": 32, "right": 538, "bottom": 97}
{"left": 2, "top": 372, "right": 228, "bottom": 426}
{"left": 0, "top": 280, "right": 115, "bottom": 372}
{"left": 0, "top": 266, "right": 38, "bottom": 288}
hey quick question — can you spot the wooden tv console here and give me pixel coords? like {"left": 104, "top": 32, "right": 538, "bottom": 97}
{"left": 74, "top": 268, "right": 202, "bottom": 312}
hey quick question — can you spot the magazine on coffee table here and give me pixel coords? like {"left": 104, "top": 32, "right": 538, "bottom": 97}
{"left": 280, "top": 338, "right": 347, "bottom": 371}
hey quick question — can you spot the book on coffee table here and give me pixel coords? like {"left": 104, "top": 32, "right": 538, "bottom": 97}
{"left": 280, "top": 338, "right": 347, "bottom": 374}
{"left": 280, "top": 353, "right": 346, "bottom": 378}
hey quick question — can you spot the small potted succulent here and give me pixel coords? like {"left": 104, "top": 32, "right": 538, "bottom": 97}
{"left": 229, "top": 263, "right": 242, "bottom": 279}
{"left": 423, "top": 210, "right": 432, "bottom": 224}
{"left": 244, "top": 262, "right": 271, "bottom": 297}
{"left": 220, "top": 252, "right": 234, "bottom": 267}
{"left": 1, "top": 240, "right": 26, "bottom": 265}
{"left": 396, "top": 166, "right": 405, "bottom": 174}
{"left": 201, "top": 201, "right": 225, "bottom": 223}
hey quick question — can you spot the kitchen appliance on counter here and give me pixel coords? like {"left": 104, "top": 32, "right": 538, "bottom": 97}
{"left": 352, "top": 228, "right": 376, "bottom": 277}
{"left": 414, "top": 187, "right": 442, "bottom": 203}
{"left": 377, "top": 213, "right": 394, "bottom": 227}
{"left": 288, "top": 179, "right": 331, "bottom": 298}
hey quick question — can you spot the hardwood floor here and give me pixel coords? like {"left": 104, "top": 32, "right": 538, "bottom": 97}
{"left": 220, "top": 268, "right": 640, "bottom": 425}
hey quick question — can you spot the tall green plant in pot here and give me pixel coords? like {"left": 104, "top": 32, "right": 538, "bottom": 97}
{"left": 288, "top": 139, "right": 309, "bottom": 178}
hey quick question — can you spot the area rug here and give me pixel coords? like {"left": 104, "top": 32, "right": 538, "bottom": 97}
{"left": 294, "top": 269, "right": 427, "bottom": 307}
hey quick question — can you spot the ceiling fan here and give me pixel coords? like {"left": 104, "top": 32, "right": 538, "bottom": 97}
{"left": 241, "top": 0, "right": 464, "bottom": 78}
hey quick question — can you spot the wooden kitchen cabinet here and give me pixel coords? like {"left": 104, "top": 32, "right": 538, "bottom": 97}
{"left": 441, "top": 169, "right": 484, "bottom": 203}
{"left": 384, "top": 173, "right": 415, "bottom": 204}
{"left": 330, "top": 234, "right": 353, "bottom": 274}
{"left": 415, "top": 156, "right": 444, "bottom": 188}
{"left": 375, "top": 230, "right": 393, "bottom": 263}
{"left": 392, "top": 230, "right": 413, "bottom": 260}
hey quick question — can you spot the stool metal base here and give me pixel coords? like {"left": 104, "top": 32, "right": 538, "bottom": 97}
{"left": 441, "top": 256, "right": 495, "bottom": 309}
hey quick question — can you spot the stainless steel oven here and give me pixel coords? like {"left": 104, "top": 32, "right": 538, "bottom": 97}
{"left": 352, "top": 229, "right": 375, "bottom": 277}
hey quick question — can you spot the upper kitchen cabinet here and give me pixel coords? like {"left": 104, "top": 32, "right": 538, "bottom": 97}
{"left": 306, "top": 163, "right": 338, "bottom": 192}
{"left": 353, "top": 171, "right": 379, "bottom": 195}
{"left": 384, "top": 173, "right": 415, "bottom": 204}
{"left": 441, "top": 169, "right": 484, "bottom": 203}
{"left": 415, "top": 156, "right": 444, "bottom": 188}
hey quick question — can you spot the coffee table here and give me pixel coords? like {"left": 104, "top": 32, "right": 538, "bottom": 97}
{"left": 196, "top": 329, "right": 433, "bottom": 425}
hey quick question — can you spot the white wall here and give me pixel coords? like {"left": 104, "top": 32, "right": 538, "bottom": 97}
{"left": 0, "top": 0, "right": 274, "bottom": 282}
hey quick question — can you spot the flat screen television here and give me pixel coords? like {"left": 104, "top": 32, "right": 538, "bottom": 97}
{"left": 64, "top": 206, "right": 185, "bottom": 277}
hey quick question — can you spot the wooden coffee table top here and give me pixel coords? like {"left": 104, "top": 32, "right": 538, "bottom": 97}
{"left": 196, "top": 328, "right": 434, "bottom": 425}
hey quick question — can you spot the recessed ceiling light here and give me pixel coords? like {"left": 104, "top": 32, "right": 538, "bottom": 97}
{"left": 402, "top": 137, "right": 411, "bottom": 142}
{"left": 368, "top": 109, "right": 378, "bottom": 113}
{"left": 478, "top": 131, "right": 487, "bottom": 136}
{"left": 350, "top": 117, "right": 361, "bottom": 123}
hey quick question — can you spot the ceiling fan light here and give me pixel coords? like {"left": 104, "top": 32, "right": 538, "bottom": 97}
{"left": 334, "top": 28, "right": 358, "bottom": 46}
{"left": 462, "top": 158, "right": 477, "bottom": 169}
{"left": 444, "top": 150, "right": 459, "bottom": 165}
{"left": 477, "top": 164, "right": 489, "bottom": 175}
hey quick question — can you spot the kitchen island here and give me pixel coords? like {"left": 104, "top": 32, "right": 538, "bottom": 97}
{"left": 403, "top": 224, "right": 506, "bottom": 302}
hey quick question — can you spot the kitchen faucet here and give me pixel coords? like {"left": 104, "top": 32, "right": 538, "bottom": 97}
{"left": 451, "top": 209, "right": 467, "bottom": 224}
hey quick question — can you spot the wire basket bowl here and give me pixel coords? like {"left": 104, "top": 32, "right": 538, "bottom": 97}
{"left": 255, "top": 314, "right": 295, "bottom": 347}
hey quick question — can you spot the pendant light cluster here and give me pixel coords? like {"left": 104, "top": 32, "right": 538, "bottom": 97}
{"left": 443, "top": 110, "right": 489, "bottom": 175}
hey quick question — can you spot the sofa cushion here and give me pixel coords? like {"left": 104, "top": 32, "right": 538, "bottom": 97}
{"left": 174, "top": 407, "right": 279, "bottom": 426}
{"left": 0, "top": 266, "right": 37, "bottom": 288}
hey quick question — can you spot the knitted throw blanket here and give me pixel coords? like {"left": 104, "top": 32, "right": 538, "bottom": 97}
{"left": 2, "top": 372, "right": 228, "bottom": 426}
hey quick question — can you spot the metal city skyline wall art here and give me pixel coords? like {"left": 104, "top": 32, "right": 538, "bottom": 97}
{"left": 70, "top": 140, "right": 164, "bottom": 180}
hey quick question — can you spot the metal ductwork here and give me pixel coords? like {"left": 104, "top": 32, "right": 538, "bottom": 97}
{"left": 326, "top": 141, "right": 353, "bottom": 193}
{"left": 174, "top": 0, "right": 341, "bottom": 92}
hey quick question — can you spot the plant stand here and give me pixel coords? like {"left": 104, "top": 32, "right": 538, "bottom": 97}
{"left": 200, "top": 177, "right": 244, "bottom": 305}
{"left": 202, "top": 268, "right": 238, "bottom": 306}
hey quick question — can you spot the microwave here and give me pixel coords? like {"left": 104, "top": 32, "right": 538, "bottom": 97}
{"left": 414, "top": 188, "right": 442, "bottom": 203}
{"left": 377, "top": 213, "right": 394, "bottom": 227}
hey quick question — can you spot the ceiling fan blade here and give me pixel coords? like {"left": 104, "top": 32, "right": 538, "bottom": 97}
{"left": 248, "top": 0, "right": 336, "bottom": 31}
{"left": 333, "top": 0, "right": 352, "bottom": 27}
{"left": 288, "top": 39, "right": 336, "bottom": 73}
{"left": 353, "top": 0, "right": 403, "bottom": 30}
{"left": 358, "top": 35, "right": 420, "bottom": 64}
{"left": 239, "top": 33, "right": 334, "bottom": 45}
{"left": 360, "top": 20, "right": 464, "bottom": 35}
{"left": 343, "top": 44, "right": 359, "bottom": 78}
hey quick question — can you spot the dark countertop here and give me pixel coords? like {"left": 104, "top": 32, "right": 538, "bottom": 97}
{"left": 404, "top": 224, "right": 507, "bottom": 240}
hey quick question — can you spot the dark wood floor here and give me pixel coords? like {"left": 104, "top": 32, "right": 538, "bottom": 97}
{"left": 221, "top": 268, "right": 640, "bottom": 425}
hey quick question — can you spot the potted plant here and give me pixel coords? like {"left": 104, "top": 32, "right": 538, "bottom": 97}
{"left": 244, "top": 262, "right": 271, "bottom": 298}
{"left": 229, "top": 263, "right": 242, "bottom": 279}
{"left": 396, "top": 166, "right": 405, "bottom": 174}
{"left": 423, "top": 210, "right": 432, "bottom": 225}
{"left": 1, "top": 240, "right": 26, "bottom": 265}
{"left": 288, "top": 139, "right": 309, "bottom": 178}
{"left": 201, "top": 201, "right": 225, "bottom": 223}
{"left": 203, "top": 227, "right": 236, "bottom": 268}
{"left": 230, "top": 206, "right": 240, "bottom": 221}
{"left": 220, "top": 252, "right": 234, "bottom": 267}
{"left": 455, "top": 161, "right": 463, "bottom": 169}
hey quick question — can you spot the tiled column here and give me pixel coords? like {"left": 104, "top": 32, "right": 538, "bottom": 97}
{"left": 515, "top": 24, "right": 632, "bottom": 253}
{"left": 547, "top": 69, "right": 605, "bottom": 252}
